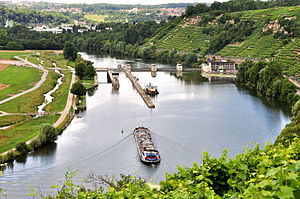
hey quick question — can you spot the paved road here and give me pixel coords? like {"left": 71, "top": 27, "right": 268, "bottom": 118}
{"left": 0, "top": 56, "right": 48, "bottom": 105}
{"left": 53, "top": 66, "right": 76, "bottom": 128}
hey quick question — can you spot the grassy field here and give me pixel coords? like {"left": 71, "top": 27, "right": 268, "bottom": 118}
{"left": 84, "top": 14, "right": 107, "bottom": 22}
{"left": 0, "top": 115, "right": 59, "bottom": 154}
{"left": 0, "top": 115, "right": 32, "bottom": 127}
{"left": 0, "top": 65, "right": 42, "bottom": 101}
{"left": 0, "top": 51, "right": 32, "bottom": 59}
{"left": 44, "top": 70, "right": 72, "bottom": 113}
{"left": 0, "top": 50, "right": 74, "bottom": 155}
{"left": 0, "top": 70, "right": 59, "bottom": 113}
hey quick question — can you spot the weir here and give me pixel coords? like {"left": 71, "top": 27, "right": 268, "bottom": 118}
{"left": 95, "top": 67, "right": 202, "bottom": 72}
{"left": 124, "top": 68, "right": 155, "bottom": 108}
{"left": 107, "top": 70, "right": 120, "bottom": 89}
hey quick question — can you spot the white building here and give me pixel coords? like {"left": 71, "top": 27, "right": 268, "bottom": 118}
{"left": 34, "top": 26, "right": 63, "bottom": 34}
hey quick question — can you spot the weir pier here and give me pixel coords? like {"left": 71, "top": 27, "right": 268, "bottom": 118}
{"left": 124, "top": 67, "right": 155, "bottom": 108}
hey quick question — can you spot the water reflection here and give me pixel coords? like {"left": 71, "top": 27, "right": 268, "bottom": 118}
{"left": 87, "top": 87, "right": 97, "bottom": 96}
{"left": 171, "top": 71, "right": 208, "bottom": 84}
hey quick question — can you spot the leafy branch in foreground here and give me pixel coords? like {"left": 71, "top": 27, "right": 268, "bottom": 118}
{"left": 43, "top": 139, "right": 299, "bottom": 198}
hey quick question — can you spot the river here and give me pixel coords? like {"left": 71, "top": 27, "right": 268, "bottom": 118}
{"left": 0, "top": 53, "right": 291, "bottom": 198}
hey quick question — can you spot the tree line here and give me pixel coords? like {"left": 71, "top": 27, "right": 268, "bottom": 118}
{"left": 237, "top": 59, "right": 299, "bottom": 105}
{"left": 185, "top": 0, "right": 300, "bottom": 17}
{"left": 0, "top": 7, "right": 70, "bottom": 27}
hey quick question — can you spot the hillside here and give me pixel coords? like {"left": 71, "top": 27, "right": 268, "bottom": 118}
{"left": 146, "top": 6, "right": 300, "bottom": 76}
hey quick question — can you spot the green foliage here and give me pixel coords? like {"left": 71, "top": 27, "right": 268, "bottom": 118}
{"left": 45, "top": 140, "right": 300, "bottom": 198}
{"left": 276, "top": 113, "right": 300, "bottom": 145}
{"left": 236, "top": 59, "right": 254, "bottom": 83}
{"left": 39, "top": 123, "right": 57, "bottom": 145}
{"left": 16, "top": 142, "right": 27, "bottom": 154}
{"left": 30, "top": 138, "right": 42, "bottom": 149}
{"left": 75, "top": 56, "right": 96, "bottom": 80}
{"left": 237, "top": 60, "right": 297, "bottom": 104}
{"left": 292, "top": 99, "right": 300, "bottom": 116}
{"left": 185, "top": 0, "right": 299, "bottom": 17}
{"left": 71, "top": 81, "right": 86, "bottom": 98}
{"left": 63, "top": 42, "right": 78, "bottom": 61}
{"left": 6, "top": 41, "right": 24, "bottom": 50}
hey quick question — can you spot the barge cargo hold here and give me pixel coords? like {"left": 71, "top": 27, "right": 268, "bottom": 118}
{"left": 133, "top": 127, "right": 160, "bottom": 164}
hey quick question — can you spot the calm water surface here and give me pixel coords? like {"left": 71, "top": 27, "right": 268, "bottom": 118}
{"left": 0, "top": 53, "right": 291, "bottom": 198}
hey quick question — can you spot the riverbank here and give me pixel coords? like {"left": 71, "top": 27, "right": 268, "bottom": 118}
{"left": 0, "top": 51, "right": 75, "bottom": 162}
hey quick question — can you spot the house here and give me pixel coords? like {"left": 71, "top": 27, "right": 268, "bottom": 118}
{"left": 33, "top": 26, "right": 62, "bottom": 34}
{"left": 78, "top": 29, "right": 88, "bottom": 33}
{"left": 5, "top": 19, "right": 14, "bottom": 28}
{"left": 61, "top": 24, "right": 74, "bottom": 33}
{"left": 202, "top": 60, "right": 236, "bottom": 74}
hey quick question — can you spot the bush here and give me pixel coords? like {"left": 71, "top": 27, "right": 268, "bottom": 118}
{"left": 30, "top": 138, "right": 42, "bottom": 149}
{"left": 39, "top": 124, "right": 57, "bottom": 145}
{"left": 63, "top": 41, "right": 78, "bottom": 61}
{"left": 16, "top": 142, "right": 27, "bottom": 154}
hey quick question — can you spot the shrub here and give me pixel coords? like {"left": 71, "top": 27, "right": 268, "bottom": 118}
{"left": 16, "top": 142, "right": 27, "bottom": 154}
{"left": 30, "top": 139, "right": 42, "bottom": 149}
{"left": 39, "top": 124, "right": 57, "bottom": 145}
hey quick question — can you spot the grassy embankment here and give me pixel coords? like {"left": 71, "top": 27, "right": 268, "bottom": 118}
{"left": 0, "top": 115, "right": 60, "bottom": 154}
{"left": 0, "top": 65, "right": 42, "bottom": 101}
{"left": 0, "top": 51, "right": 74, "bottom": 155}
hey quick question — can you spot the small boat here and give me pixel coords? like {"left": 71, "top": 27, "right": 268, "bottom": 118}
{"left": 144, "top": 83, "right": 159, "bottom": 96}
{"left": 133, "top": 127, "right": 160, "bottom": 164}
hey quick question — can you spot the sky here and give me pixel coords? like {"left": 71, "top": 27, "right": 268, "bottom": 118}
{"left": 11, "top": 0, "right": 229, "bottom": 5}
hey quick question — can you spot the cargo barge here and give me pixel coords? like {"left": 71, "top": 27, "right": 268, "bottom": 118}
{"left": 133, "top": 127, "right": 160, "bottom": 164}
{"left": 144, "top": 83, "right": 159, "bottom": 96}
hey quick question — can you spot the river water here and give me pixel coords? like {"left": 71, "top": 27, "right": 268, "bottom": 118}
{"left": 0, "top": 53, "right": 291, "bottom": 198}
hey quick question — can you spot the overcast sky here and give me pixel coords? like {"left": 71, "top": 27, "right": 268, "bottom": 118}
{"left": 13, "top": 0, "right": 229, "bottom": 5}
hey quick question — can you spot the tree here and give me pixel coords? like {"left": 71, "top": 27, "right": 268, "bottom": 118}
{"left": 75, "top": 62, "right": 85, "bottom": 79}
{"left": 63, "top": 41, "right": 78, "bottom": 61}
{"left": 236, "top": 59, "right": 254, "bottom": 83}
{"left": 6, "top": 41, "right": 24, "bottom": 50}
{"left": 84, "top": 64, "right": 96, "bottom": 79}
{"left": 292, "top": 99, "right": 300, "bottom": 116}
{"left": 39, "top": 123, "right": 57, "bottom": 144}
{"left": 71, "top": 81, "right": 86, "bottom": 99}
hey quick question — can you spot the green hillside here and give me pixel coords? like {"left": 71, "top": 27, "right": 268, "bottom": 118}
{"left": 147, "top": 6, "right": 300, "bottom": 75}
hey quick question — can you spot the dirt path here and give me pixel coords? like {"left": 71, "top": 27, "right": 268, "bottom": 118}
{"left": 0, "top": 56, "right": 48, "bottom": 105}
{"left": 0, "top": 64, "right": 9, "bottom": 72}
{"left": 287, "top": 76, "right": 300, "bottom": 95}
{"left": 53, "top": 66, "right": 76, "bottom": 128}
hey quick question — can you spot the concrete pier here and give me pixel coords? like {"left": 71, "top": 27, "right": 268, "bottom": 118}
{"left": 107, "top": 70, "right": 120, "bottom": 89}
{"left": 124, "top": 69, "right": 155, "bottom": 108}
